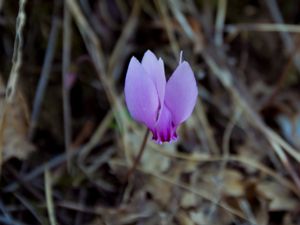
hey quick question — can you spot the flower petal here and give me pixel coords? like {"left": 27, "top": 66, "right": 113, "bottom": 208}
{"left": 125, "top": 57, "right": 159, "bottom": 128}
{"left": 164, "top": 61, "right": 198, "bottom": 125}
{"left": 141, "top": 50, "right": 166, "bottom": 108}
{"left": 151, "top": 104, "right": 177, "bottom": 143}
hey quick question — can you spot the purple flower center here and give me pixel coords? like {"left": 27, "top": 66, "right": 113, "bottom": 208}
{"left": 151, "top": 104, "right": 178, "bottom": 143}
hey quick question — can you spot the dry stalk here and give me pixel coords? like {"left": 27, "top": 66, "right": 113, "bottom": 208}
{"left": 0, "top": 0, "right": 27, "bottom": 170}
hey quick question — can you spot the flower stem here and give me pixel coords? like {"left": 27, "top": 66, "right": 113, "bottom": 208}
{"left": 125, "top": 129, "right": 150, "bottom": 182}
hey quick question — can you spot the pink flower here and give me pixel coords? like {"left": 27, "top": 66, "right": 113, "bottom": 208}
{"left": 124, "top": 50, "right": 198, "bottom": 143}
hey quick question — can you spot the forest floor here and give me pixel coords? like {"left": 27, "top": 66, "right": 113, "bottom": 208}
{"left": 0, "top": 1, "right": 300, "bottom": 225}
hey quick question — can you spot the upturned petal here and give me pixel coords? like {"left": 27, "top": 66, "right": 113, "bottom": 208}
{"left": 141, "top": 50, "right": 166, "bottom": 111}
{"left": 164, "top": 61, "right": 198, "bottom": 126}
{"left": 125, "top": 57, "right": 159, "bottom": 128}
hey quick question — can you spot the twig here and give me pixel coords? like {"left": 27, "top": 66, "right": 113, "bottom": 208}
{"left": 3, "top": 150, "right": 76, "bottom": 193}
{"left": 78, "top": 111, "right": 113, "bottom": 170}
{"left": 29, "top": 16, "right": 60, "bottom": 139}
{"left": 125, "top": 129, "right": 150, "bottom": 183}
{"left": 79, "top": 0, "right": 109, "bottom": 39}
{"left": 14, "top": 194, "right": 46, "bottom": 224}
{"left": 222, "top": 107, "right": 242, "bottom": 165}
{"left": 239, "top": 200, "right": 257, "bottom": 225}
{"left": 5, "top": 165, "right": 43, "bottom": 200}
{"left": 259, "top": 55, "right": 294, "bottom": 110}
{"left": 207, "top": 106, "right": 242, "bottom": 221}
{"left": 195, "top": 99, "right": 220, "bottom": 154}
{"left": 271, "top": 141, "right": 300, "bottom": 190}
{"left": 265, "top": 0, "right": 300, "bottom": 83}
{"left": 62, "top": 1, "right": 73, "bottom": 172}
{"left": 168, "top": 0, "right": 194, "bottom": 40}
{"left": 74, "top": 189, "right": 86, "bottom": 225}
{"left": 0, "top": 197, "right": 30, "bottom": 225}
{"left": 0, "top": 200, "right": 13, "bottom": 222}
{"left": 0, "top": 216, "right": 28, "bottom": 225}
{"left": 56, "top": 201, "right": 104, "bottom": 216}
{"left": 72, "top": 120, "right": 95, "bottom": 148}
{"left": 265, "top": 0, "right": 294, "bottom": 52}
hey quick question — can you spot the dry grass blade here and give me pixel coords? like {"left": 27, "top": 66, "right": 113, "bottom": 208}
{"left": 66, "top": 0, "right": 105, "bottom": 74}
{"left": 107, "top": 0, "right": 140, "bottom": 80}
{"left": 270, "top": 142, "right": 300, "bottom": 190}
{"left": 14, "top": 193, "right": 46, "bottom": 224}
{"left": 0, "top": 200, "right": 14, "bottom": 224}
{"left": 168, "top": 0, "right": 195, "bottom": 40}
{"left": 29, "top": 16, "right": 60, "bottom": 138}
{"left": 0, "top": 0, "right": 4, "bottom": 11}
{"left": 265, "top": 0, "right": 300, "bottom": 73}
{"left": 215, "top": 0, "right": 227, "bottom": 46}
{"left": 4, "top": 0, "right": 26, "bottom": 103}
{"left": 0, "top": 107, "right": 7, "bottom": 170}
{"left": 225, "top": 23, "right": 300, "bottom": 34}
{"left": 0, "top": 0, "right": 27, "bottom": 171}
{"left": 195, "top": 100, "right": 220, "bottom": 154}
{"left": 3, "top": 150, "right": 75, "bottom": 192}
{"left": 66, "top": 0, "right": 126, "bottom": 138}
{"left": 265, "top": 0, "right": 294, "bottom": 51}
{"left": 62, "top": 1, "right": 72, "bottom": 171}
{"left": 0, "top": 216, "right": 28, "bottom": 225}
{"left": 155, "top": 0, "right": 179, "bottom": 56}
{"left": 78, "top": 111, "right": 113, "bottom": 170}
{"left": 44, "top": 168, "right": 57, "bottom": 225}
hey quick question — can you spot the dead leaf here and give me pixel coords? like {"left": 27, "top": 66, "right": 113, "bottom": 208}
{"left": 223, "top": 169, "right": 245, "bottom": 197}
{"left": 176, "top": 210, "right": 195, "bottom": 225}
{"left": 257, "top": 179, "right": 299, "bottom": 211}
{"left": 181, "top": 192, "right": 198, "bottom": 208}
{"left": 127, "top": 132, "right": 172, "bottom": 173}
{"left": 0, "top": 76, "right": 35, "bottom": 162}
{"left": 147, "top": 176, "right": 172, "bottom": 206}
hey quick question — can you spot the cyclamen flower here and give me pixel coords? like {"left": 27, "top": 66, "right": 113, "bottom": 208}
{"left": 125, "top": 50, "right": 198, "bottom": 143}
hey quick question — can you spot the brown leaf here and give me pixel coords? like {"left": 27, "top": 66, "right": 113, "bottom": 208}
{"left": 0, "top": 77, "right": 35, "bottom": 162}
{"left": 223, "top": 169, "right": 245, "bottom": 197}
{"left": 176, "top": 210, "right": 195, "bottom": 225}
{"left": 257, "top": 180, "right": 299, "bottom": 211}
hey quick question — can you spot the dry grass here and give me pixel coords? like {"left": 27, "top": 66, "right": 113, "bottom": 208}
{"left": 0, "top": 0, "right": 300, "bottom": 225}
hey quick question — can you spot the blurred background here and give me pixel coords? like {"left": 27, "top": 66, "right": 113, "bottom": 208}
{"left": 0, "top": 0, "right": 300, "bottom": 224}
